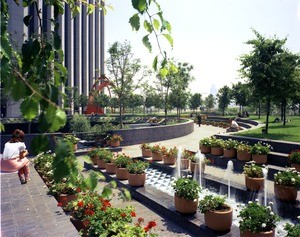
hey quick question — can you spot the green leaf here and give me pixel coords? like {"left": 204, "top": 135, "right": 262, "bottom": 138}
{"left": 109, "top": 180, "right": 117, "bottom": 188}
{"left": 49, "top": 108, "right": 67, "bottom": 132}
{"left": 142, "top": 35, "right": 152, "bottom": 52}
{"left": 129, "top": 13, "right": 140, "bottom": 31}
{"left": 83, "top": 172, "right": 98, "bottom": 191}
{"left": 20, "top": 97, "right": 39, "bottom": 121}
{"left": 143, "top": 20, "right": 152, "bottom": 33}
{"left": 132, "top": 0, "right": 147, "bottom": 13}
{"left": 23, "top": 15, "right": 32, "bottom": 27}
{"left": 30, "top": 135, "right": 50, "bottom": 155}
{"left": 11, "top": 80, "right": 26, "bottom": 101}
{"left": 52, "top": 31, "right": 61, "bottom": 50}
{"left": 153, "top": 18, "right": 160, "bottom": 30}
{"left": 163, "top": 33, "right": 173, "bottom": 47}
{"left": 87, "top": 4, "right": 95, "bottom": 15}
{"left": 159, "top": 67, "right": 169, "bottom": 78}
{"left": 152, "top": 55, "right": 158, "bottom": 71}
{"left": 101, "top": 185, "right": 113, "bottom": 198}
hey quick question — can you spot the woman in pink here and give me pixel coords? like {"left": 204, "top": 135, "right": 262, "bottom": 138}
{"left": 1, "top": 129, "right": 30, "bottom": 184}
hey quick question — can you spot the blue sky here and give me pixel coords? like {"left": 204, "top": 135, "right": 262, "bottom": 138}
{"left": 105, "top": 0, "right": 300, "bottom": 96}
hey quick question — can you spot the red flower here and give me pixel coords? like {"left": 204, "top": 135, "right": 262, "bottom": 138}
{"left": 76, "top": 187, "right": 81, "bottom": 193}
{"left": 102, "top": 199, "right": 111, "bottom": 207}
{"left": 147, "top": 221, "right": 157, "bottom": 228}
{"left": 137, "top": 217, "right": 144, "bottom": 224}
{"left": 83, "top": 220, "right": 90, "bottom": 227}
{"left": 120, "top": 213, "right": 126, "bottom": 218}
{"left": 77, "top": 201, "right": 84, "bottom": 207}
{"left": 130, "top": 211, "right": 136, "bottom": 217}
{"left": 84, "top": 209, "right": 95, "bottom": 216}
{"left": 144, "top": 226, "right": 149, "bottom": 232}
{"left": 61, "top": 197, "right": 67, "bottom": 202}
{"left": 57, "top": 202, "right": 63, "bottom": 207}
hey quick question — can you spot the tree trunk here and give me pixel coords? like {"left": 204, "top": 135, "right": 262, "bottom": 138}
{"left": 280, "top": 102, "right": 284, "bottom": 121}
{"left": 265, "top": 99, "right": 271, "bottom": 134}
{"left": 119, "top": 100, "right": 123, "bottom": 129}
{"left": 283, "top": 99, "right": 286, "bottom": 126}
{"left": 258, "top": 102, "right": 261, "bottom": 119}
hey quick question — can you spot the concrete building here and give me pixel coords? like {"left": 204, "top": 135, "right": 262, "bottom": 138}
{"left": 5, "top": 1, "right": 103, "bottom": 117}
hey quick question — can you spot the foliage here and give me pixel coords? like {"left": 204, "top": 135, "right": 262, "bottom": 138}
{"left": 223, "top": 139, "right": 239, "bottom": 150}
{"left": 274, "top": 168, "right": 300, "bottom": 188}
{"left": 110, "top": 134, "right": 123, "bottom": 142}
{"left": 250, "top": 142, "right": 271, "bottom": 155}
{"left": 237, "top": 142, "right": 252, "bottom": 153}
{"left": 172, "top": 177, "right": 201, "bottom": 200}
{"left": 243, "top": 162, "right": 264, "bottom": 178}
{"left": 231, "top": 82, "right": 250, "bottom": 113}
{"left": 87, "top": 147, "right": 101, "bottom": 157}
{"left": 181, "top": 149, "right": 194, "bottom": 160}
{"left": 63, "top": 134, "right": 80, "bottom": 145}
{"left": 126, "top": 160, "right": 149, "bottom": 174}
{"left": 289, "top": 150, "right": 300, "bottom": 164}
{"left": 284, "top": 221, "right": 300, "bottom": 237}
{"left": 238, "top": 201, "right": 280, "bottom": 233}
{"left": 199, "top": 137, "right": 212, "bottom": 147}
{"left": 189, "top": 93, "right": 203, "bottom": 111}
{"left": 210, "top": 136, "right": 224, "bottom": 148}
{"left": 198, "top": 194, "right": 230, "bottom": 213}
{"left": 164, "top": 146, "right": 178, "bottom": 158}
{"left": 189, "top": 154, "right": 211, "bottom": 165}
{"left": 217, "top": 86, "right": 231, "bottom": 116}
{"left": 140, "top": 143, "right": 151, "bottom": 150}
{"left": 48, "top": 177, "right": 81, "bottom": 196}
{"left": 98, "top": 148, "right": 114, "bottom": 161}
{"left": 114, "top": 154, "right": 133, "bottom": 168}
{"left": 33, "top": 152, "right": 55, "bottom": 181}
{"left": 204, "top": 94, "right": 215, "bottom": 112}
{"left": 150, "top": 144, "right": 162, "bottom": 153}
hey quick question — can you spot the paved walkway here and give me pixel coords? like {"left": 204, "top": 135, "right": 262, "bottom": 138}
{"left": 0, "top": 124, "right": 248, "bottom": 237}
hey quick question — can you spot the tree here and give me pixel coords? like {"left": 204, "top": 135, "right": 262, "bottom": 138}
{"left": 189, "top": 93, "right": 202, "bottom": 112}
{"left": 126, "top": 94, "right": 144, "bottom": 114}
{"left": 204, "top": 94, "right": 215, "bottom": 112}
{"left": 92, "top": 92, "right": 110, "bottom": 114}
{"left": 106, "top": 41, "right": 149, "bottom": 128}
{"left": 231, "top": 82, "right": 250, "bottom": 114}
{"left": 239, "top": 29, "right": 298, "bottom": 133}
{"left": 217, "top": 86, "right": 231, "bottom": 116}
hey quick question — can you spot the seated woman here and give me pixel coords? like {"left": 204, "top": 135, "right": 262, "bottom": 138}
{"left": 1, "top": 129, "right": 30, "bottom": 184}
{"left": 226, "top": 118, "right": 242, "bottom": 132}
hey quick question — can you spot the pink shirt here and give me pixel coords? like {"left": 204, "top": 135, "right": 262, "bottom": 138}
{"left": 2, "top": 142, "right": 26, "bottom": 160}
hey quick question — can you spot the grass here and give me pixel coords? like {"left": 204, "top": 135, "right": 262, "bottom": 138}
{"left": 235, "top": 115, "right": 300, "bottom": 142}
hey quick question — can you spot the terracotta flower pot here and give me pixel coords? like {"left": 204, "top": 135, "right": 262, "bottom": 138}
{"left": 105, "top": 163, "right": 116, "bottom": 174}
{"left": 211, "top": 147, "right": 223, "bottom": 156}
{"left": 163, "top": 155, "right": 176, "bottom": 165}
{"left": 128, "top": 173, "right": 146, "bottom": 187}
{"left": 245, "top": 176, "right": 264, "bottom": 191}
{"left": 115, "top": 167, "right": 129, "bottom": 180}
{"left": 152, "top": 152, "right": 163, "bottom": 161}
{"left": 200, "top": 145, "right": 211, "bottom": 154}
{"left": 90, "top": 155, "right": 98, "bottom": 165}
{"left": 181, "top": 158, "right": 190, "bottom": 169}
{"left": 174, "top": 194, "right": 198, "bottom": 214}
{"left": 204, "top": 206, "right": 233, "bottom": 231}
{"left": 237, "top": 151, "right": 251, "bottom": 161}
{"left": 223, "top": 149, "right": 236, "bottom": 158}
{"left": 97, "top": 159, "right": 106, "bottom": 169}
{"left": 252, "top": 154, "right": 267, "bottom": 164}
{"left": 240, "top": 229, "right": 275, "bottom": 237}
{"left": 190, "top": 162, "right": 205, "bottom": 173}
{"left": 141, "top": 148, "right": 152, "bottom": 157}
{"left": 274, "top": 184, "right": 298, "bottom": 201}
{"left": 110, "top": 141, "right": 120, "bottom": 147}
{"left": 291, "top": 163, "right": 300, "bottom": 172}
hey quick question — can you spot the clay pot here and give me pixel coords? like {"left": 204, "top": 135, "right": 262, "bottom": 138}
{"left": 105, "top": 163, "right": 116, "bottom": 174}
{"left": 204, "top": 206, "right": 233, "bottom": 231}
{"left": 291, "top": 163, "right": 300, "bottom": 172}
{"left": 240, "top": 229, "right": 275, "bottom": 237}
{"left": 90, "top": 155, "right": 98, "bottom": 165}
{"left": 190, "top": 162, "right": 205, "bottom": 173}
{"left": 110, "top": 141, "right": 120, "bottom": 147}
{"left": 252, "top": 154, "right": 267, "bottom": 164}
{"left": 245, "top": 176, "right": 264, "bottom": 191}
{"left": 163, "top": 155, "right": 176, "bottom": 165}
{"left": 141, "top": 148, "right": 152, "bottom": 157}
{"left": 115, "top": 167, "right": 129, "bottom": 180}
{"left": 181, "top": 158, "right": 190, "bottom": 169}
{"left": 128, "top": 173, "right": 146, "bottom": 187}
{"left": 200, "top": 145, "right": 211, "bottom": 154}
{"left": 274, "top": 184, "right": 297, "bottom": 201}
{"left": 174, "top": 194, "right": 198, "bottom": 214}
{"left": 97, "top": 159, "right": 106, "bottom": 169}
{"left": 237, "top": 151, "right": 251, "bottom": 161}
{"left": 211, "top": 147, "right": 223, "bottom": 156}
{"left": 152, "top": 152, "right": 163, "bottom": 161}
{"left": 223, "top": 149, "right": 236, "bottom": 158}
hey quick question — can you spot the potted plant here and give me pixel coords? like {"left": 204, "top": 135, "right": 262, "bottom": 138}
{"left": 105, "top": 134, "right": 112, "bottom": 146}
{"left": 110, "top": 134, "right": 123, "bottom": 147}
{"left": 103, "top": 152, "right": 116, "bottom": 174}
{"left": 87, "top": 148, "right": 100, "bottom": 165}
{"left": 140, "top": 143, "right": 152, "bottom": 157}
{"left": 223, "top": 139, "right": 238, "bottom": 158}
{"left": 199, "top": 137, "right": 212, "bottom": 154}
{"left": 237, "top": 142, "right": 252, "bottom": 161}
{"left": 284, "top": 221, "right": 300, "bottom": 237}
{"left": 243, "top": 161, "right": 265, "bottom": 191}
{"left": 126, "top": 160, "right": 149, "bottom": 186}
{"left": 150, "top": 144, "right": 163, "bottom": 161}
{"left": 97, "top": 148, "right": 113, "bottom": 169}
{"left": 238, "top": 201, "right": 280, "bottom": 237}
{"left": 289, "top": 150, "right": 300, "bottom": 171}
{"left": 198, "top": 194, "right": 232, "bottom": 231}
{"left": 210, "top": 136, "right": 224, "bottom": 156}
{"left": 189, "top": 152, "right": 210, "bottom": 173}
{"left": 163, "top": 146, "right": 178, "bottom": 165}
{"left": 172, "top": 177, "right": 201, "bottom": 214}
{"left": 64, "top": 134, "right": 80, "bottom": 151}
{"left": 114, "top": 153, "right": 132, "bottom": 180}
{"left": 250, "top": 142, "right": 271, "bottom": 164}
{"left": 273, "top": 168, "right": 300, "bottom": 201}
{"left": 181, "top": 149, "right": 192, "bottom": 169}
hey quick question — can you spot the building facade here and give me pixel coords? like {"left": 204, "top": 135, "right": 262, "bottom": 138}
{"left": 5, "top": 1, "right": 103, "bottom": 117}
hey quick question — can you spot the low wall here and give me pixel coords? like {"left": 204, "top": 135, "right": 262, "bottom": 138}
{"left": 110, "top": 120, "right": 194, "bottom": 146}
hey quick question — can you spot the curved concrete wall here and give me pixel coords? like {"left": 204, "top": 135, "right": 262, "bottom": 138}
{"left": 111, "top": 120, "right": 195, "bottom": 146}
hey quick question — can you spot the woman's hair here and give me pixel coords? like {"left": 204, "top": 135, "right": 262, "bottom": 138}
{"left": 10, "top": 129, "right": 25, "bottom": 143}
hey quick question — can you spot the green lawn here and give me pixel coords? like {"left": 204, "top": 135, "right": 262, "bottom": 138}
{"left": 235, "top": 115, "right": 300, "bottom": 142}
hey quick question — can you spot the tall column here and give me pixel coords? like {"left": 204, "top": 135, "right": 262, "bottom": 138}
{"left": 88, "top": 0, "right": 95, "bottom": 91}
{"left": 81, "top": 4, "right": 89, "bottom": 97}
{"left": 100, "top": 0, "right": 105, "bottom": 77}
{"left": 95, "top": 6, "right": 101, "bottom": 79}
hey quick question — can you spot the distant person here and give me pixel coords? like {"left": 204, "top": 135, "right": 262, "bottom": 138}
{"left": 197, "top": 114, "right": 202, "bottom": 127}
{"left": 226, "top": 118, "right": 242, "bottom": 132}
{"left": 1, "top": 129, "right": 30, "bottom": 184}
